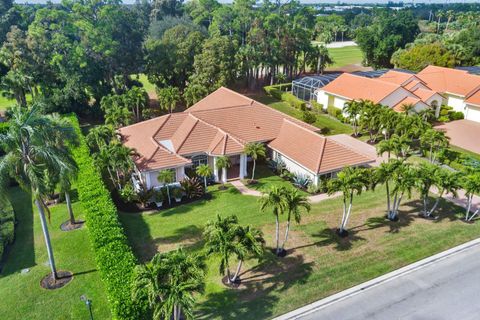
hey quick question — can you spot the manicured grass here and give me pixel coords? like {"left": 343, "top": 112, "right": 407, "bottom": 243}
{"left": 327, "top": 46, "right": 363, "bottom": 68}
{"left": 0, "top": 188, "right": 111, "bottom": 320}
{"left": 119, "top": 183, "right": 476, "bottom": 319}
{"left": 251, "top": 93, "right": 353, "bottom": 136}
{"left": 134, "top": 73, "right": 156, "bottom": 95}
{"left": 0, "top": 94, "right": 16, "bottom": 111}
{"left": 244, "top": 163, "right": 309, "bottom": 196}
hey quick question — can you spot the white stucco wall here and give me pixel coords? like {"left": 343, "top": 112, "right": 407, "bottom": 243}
{"left": 465, "top": 104, "right": 480, "bottom": 122}
{"left": 445, "top": 94, "right": 466, "bottom": 113}
{"left": 379, "top": 87, "right": 415, "bottom": 108}
{"left": 272, "top": 150, "right": 318, "bottom": 185}
{"left": 332, "top": 95, "right": 348, "bottom": 110}
{"left": 316, "top": 90, "right": 330, "bottom": 110}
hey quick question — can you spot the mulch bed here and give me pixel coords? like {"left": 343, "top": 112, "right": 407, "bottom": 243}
{"left": 40, "top": 270, "right": 73, "bottom": 289}
{"left": 336, "top": 228, "right": 350, "bottom": 238}
{"left": 60, "top": 220, "right": 85, "bottom": 231}
{"left": 221, "top": 275, "right": 241, "bottom": 289}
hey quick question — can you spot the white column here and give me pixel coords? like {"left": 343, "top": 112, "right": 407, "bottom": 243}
{"left": 213, "top": 157, "right": 219, "bottom": 182}
{"left": 239, "top": 154, "right": 246, "bottom": 179}
{"left": 176, "top": 166, "right": 185, "bottom": 181}
{"left": 222, "top": 167, "right": 227, "bottom": 183}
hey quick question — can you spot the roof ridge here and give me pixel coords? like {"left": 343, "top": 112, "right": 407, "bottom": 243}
{"left": 190, "top": 111, "right": 247, "bottom": 146}
{"left": 151, "top": 113, "right": 172, "bottom": 140}
{"left": 327, "top": 135, "right": 375, "bottom": 161}
{"left": 174, "top": 114, "right": 199, "bottom": 153}
{"left": 316, "top": 138, "right": 327, "bottom": 173}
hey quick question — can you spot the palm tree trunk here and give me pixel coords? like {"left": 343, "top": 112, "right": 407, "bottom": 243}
{"left": 342, "top": 198, "right": 353, "bottom": 230}
{"left": 231, "top": 260, "right": 243, "bottom": 283}
{"left": 428, "top": 190, "right": 443, "bottom": 216}
{"left": 281, "top": 219, "right": 291, "bottom": 250}
{"left": 339, "top": 197, "right": 347, "bottom": 232}
{"left": 252, "top": 159, "right": 256, "bottom": 180}
{"left": 204, "top": 176, "right": 207, "bottom": 189}
{"left": 275, "top": 213, "right": 280, "bottom": 254}
{"left": 226, "top": 265, "right": 231, "bottom": 284}
{"left": 466, "top": 195, "right": 473, "bottom": 220}
{"left": 65, "top": 191, "right": 75, "bottom": 224}
{"left": 173, "top": 304, "right": 178, "bottom": 320}
{"left": 35, "top": 197, "right": 58, "bottom": 281}
{"left": 385, "top": 181, "right": 391, "bottom": 216}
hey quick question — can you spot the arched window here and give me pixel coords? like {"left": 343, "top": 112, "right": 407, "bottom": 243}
{"left": 191, "top": 154, "right": 208, "bottom": 168}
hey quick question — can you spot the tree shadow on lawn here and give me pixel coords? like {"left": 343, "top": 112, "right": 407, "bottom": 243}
{"left": 361, "top": 211, "right": 415, "bottom": 234}
{"left": 290, "top": 227, "right": 365, "bottom": 252}
{"left": 1, "top": 188, "right": 35, "bottom": 276}
{"left": 402, "top": 198, "right": 465, "bottom": 223}
{"left": 197, "top": 252, "right": 313, "bottom": 320}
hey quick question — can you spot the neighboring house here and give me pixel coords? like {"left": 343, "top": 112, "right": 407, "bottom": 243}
{"left": 316, "top": 70, "right": 443, "bottom": 116}
{"left": 416, "top": 66, "right": 480, "bottom": 122}
{"left": 118, "top": 87, "right": 375, "bottom": 189}
{"left": 315, "top": 65, "right": 480, "bottom": 122}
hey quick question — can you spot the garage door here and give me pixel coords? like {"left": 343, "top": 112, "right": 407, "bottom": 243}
{"left": 466, "top": 105, "right": 480, "bottom": 123}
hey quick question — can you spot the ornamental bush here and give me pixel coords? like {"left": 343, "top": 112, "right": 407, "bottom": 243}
{"left": 264, "top": 83, "right": 307, "bottom": 110}
{"left": 68, "top": 115, "right": 141, "bottom": 319}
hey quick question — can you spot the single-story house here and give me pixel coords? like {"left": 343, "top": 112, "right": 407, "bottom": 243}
{"left": 118, "top": 87, "right": 375, "bottom": 189}
{"left": 315, "top": 65, "right": 480, "bottom": 123}
{"left": 315, "top": 70, "right": 443, "bottom": 116}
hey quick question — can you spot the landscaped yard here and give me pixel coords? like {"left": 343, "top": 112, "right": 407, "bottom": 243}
{"left": 119, "top": 183, "right": 477, "bottom": 319}
{"left": 250, "top": 93, "right": 353, "bottom": 136}
{"left": 0, "top": 187, "right": 111, "bottom": 319}
{"left": 327, "top": 45, "right": 363, "bottom": 69}
{"left": 0, "top": 93, "right": 16, "bottom": 112}
{"left": 243, "top": 163, "right": 310, "bottom": 196}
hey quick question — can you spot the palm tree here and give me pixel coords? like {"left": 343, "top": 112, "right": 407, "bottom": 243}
{"left": 400, "top": 103, "right": 415, "bottom": 114}
{"left": 377, "top": 138, "right": 396, "bottom": 160}
{"left": 420, "top": 128, "right": 449, "bottom": 163}
{"left": 58, "top": 161, "right": 79, "bottom": 226}
{"left": 195, "top": 164, "right": 212, "bottom": 189}
{"left": 374, "top": 159, "right": 401, "bottom": 218}
{"left": 425, "top": 168, "right": 460, "bottom": 217}
{"left": 125, "top": 86, "right": 148, "bottom": 123}
{"left": 390, "top": 134, "right": 412, "bottom": 159}
{"left": 327, "top": 167, "right": 369, "bottom": 236}
{"left": 344, "top": 100, "right": 361, "bottom": 136}
{"left": 157, "top": 169, "right": 175, "bottom": 205}
{"left": 389, "top": 162, "right": 416, "bottom": 220}
{"left": 132, "top": 248, "right": 205, "bottom": 320}
{"left": 462, "top": 173, "right": 480, "bottom": 222}
{"left": 85, "top": 124, "right": 115, "bottom": 152}
{"left": 0, "top": 105, "right": 77, "bottom": 282}
{"left": 359, "top": 101, "right": 382, "bottom": 143}
{"left": 259, "top": 186, "right": 287, "bottom": 255}
{"left": 414, "top": 162, "right": 446, "bottom": 218}
{"left": 244, "top": 142, "right": 266, "bottom": 181}
{"left": 230, "top": 225, "right": 264, "bottom": 283}
{"left": 281, "top": 188, "right": 310, "bottom": 251}
{"left": 215, "top": 156, "right": 231, "bottom": 188}
{"left": 204, "top": 214, "right": 242, "bottom": 284}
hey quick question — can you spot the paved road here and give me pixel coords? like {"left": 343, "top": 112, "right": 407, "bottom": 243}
{"left": 300, "top": 244, "right": 480, "bottom": 320}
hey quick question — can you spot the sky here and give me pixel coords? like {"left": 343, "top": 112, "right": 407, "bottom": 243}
{"left": 13, "top": 0, "right": 480, "bottom": 4}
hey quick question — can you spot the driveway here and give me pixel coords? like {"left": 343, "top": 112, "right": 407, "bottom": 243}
{"left": 436, "top": 120, "right": 480, "bottom": 154}
{"left": 287, "top": 241, "right": 480, "bottom": 320}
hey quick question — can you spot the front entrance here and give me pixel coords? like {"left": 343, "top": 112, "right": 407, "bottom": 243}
{"left": 227, "top": 155, "right": 241, "bottom": 181}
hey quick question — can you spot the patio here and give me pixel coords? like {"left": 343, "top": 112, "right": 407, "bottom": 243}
{"left": 436, "top": 120, "right": 480, "bottom": 155}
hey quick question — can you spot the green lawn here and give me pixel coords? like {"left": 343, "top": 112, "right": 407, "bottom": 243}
{"left": 244, "top": 163, "right": 309, "bottom": 196}
{"left": 251, "top": 93, "right": 353, "bottom": 136}
{"left": 0, "top": 188, "right": 111, "bottom": 319}
{"left": 119, "top": 184, "right": 477, "bottom": 319}
{"left": 327, "top": 46, "right": 363, "bottom": 68}
{"left": 0, "top": 94, "right": 16, "bottom": 111}
{"left": 134, "top": 73, "right": 156, "bottom": 95}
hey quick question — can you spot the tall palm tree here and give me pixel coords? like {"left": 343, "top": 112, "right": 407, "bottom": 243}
{"left": 0, "top": 105, "right": 77, "bottom": 281}
{"left": 377, "top": 138, "right": 396, "bottom": 160}
{"left": 157, "top": 169, "right": 175, "bottom": 205}
{"left": 58, "top": 159, "right": 79, "bottom": 226}
{"left": 462, "top": 172, "right": 480, "bottom": 222}
{"left": 374, "top": 159, "right": 402, "bottom": 218}
{"left": 327, "top": 167, "right": 369, "bottom": 236}
{"left": 215, "top": 156, "right": 231, "bottom": 187}
{"left": 125, "top": 86, "right": 148, "bottom": 123}
{"left": 414, "top": 162, "right": 441, "bottom": 218}
{"left": 204, "top": 214, "right": 242, "bottom": 284}
{"left": 132, "top": 249, "right": 205, "bottom": 320}
{"left": 389, "top": 162, "right": 416, "bottom": 220}
{"left": 281, "top": 188, "right": 310, "bottom": 251}
{"left": 259, "top": 186, "right": 287, "bottom": 255}
{"left": 390, "top": 134, "right": 412, "bottom": 159}
{"left": 425, "top": 168, "right": 460, "bottom": 217}
{"left": 244, "top": 142, "right": 266, "bottom": 181}
{"left": 85, "top": 124, "right": 115, "bottom": 152}
{"left": 195, "top": 164, "right": 212, "bottom": 189}
{"left": 230, "top": 225, "right": 264, "bottom": 283}
{"left": 344, "top": 100, "right": 361, "bottom": 136}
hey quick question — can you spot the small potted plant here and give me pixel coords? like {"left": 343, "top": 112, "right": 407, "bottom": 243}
{"left": 154, "top": 190, "right": 164, "bottom": 208}
{"left": 172, "top": 187, "right": 183, "bottom": 203}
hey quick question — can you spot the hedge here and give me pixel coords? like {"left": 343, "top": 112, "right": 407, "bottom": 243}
{"left": 0, "top": 200, "right": 15, "bottom": 260}
{"left": 68, "top": 115, "right": 139, "bottom": 319}
{"left": 264, "top": 83, "right": 307, "bottom": 110}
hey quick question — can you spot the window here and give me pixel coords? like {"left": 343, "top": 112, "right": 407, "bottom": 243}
{"left": 191, "top": 155, "right": 208, "bottom": 168}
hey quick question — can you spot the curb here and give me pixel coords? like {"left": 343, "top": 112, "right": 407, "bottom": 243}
{"left": 274, "top": 237, "right": 480, "bottom": 320}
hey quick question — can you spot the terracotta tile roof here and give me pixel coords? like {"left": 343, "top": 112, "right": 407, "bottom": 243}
{"left": 268, "top": 120, "right": 374, "bottom": 174}
{"left": 379, "top": 70, "right": 416, "bottom": 85}
{"left": 392, "top": 96, "right": 421, "bottom": 112}
{"left": 188, "top": 87, "right": 254, "bottom": 111}
{"left": 321, "top": 73, "right": 401, "bottom": 103}
{"left": 417, "top": 65, "right": 480, "bottom": 97}
{"left": 412, "top": 87, "right": 440, "bottom": 102}
{"left": 466, "top": 89, "right": 480, "bottom": 107}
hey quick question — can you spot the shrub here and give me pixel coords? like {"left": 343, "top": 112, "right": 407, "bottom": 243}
{"left": 438, "top": 115, "right": 450, "bottom": 122}
{"left": 439, "top": 105, "right": 453, "bottom": 116}
{"left": 301, "top": 110, "right": 317, "bottom": 124}
{"left": 263, "top": 83, "right": 306, "bottom": 110}
{"left": 449, "top": 111, "right": 464, "bottom": 120}
{"left": 292, "top": 174, "right": 311, "bottom": 189}
{"left": 267, "top": 159, "right": 286, "bottom": 174}
{"left": 0, "top": 199, "right": 15, "bottom": 260}
{"left": 327, "top": 105, "right": 342, "bottom": 118}
{"left": 281, "top": 92, "right": 306, "bottom": 110}
{"left": 68, "top": 115, "right": 140, "bottom": 319}
{"left": 180, "top": 177, "right": 204, "bottom": 199}
{"left": 310, "top": 100, "right": 324, "bottom": 113}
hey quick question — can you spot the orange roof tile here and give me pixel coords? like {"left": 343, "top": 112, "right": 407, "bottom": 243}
{"left": 188, "top": 87, "right": 254, "bottom": 112}
{"left": 412, "top": 87, "right": 440, "bottom": 102}
{"left": 466, "top": 89, "right": 480, "bottom": 107}
{"left": 417, "top": 66, "right": 480, "bottom": 97}
{"left": 392, "top": 96, "right": 421, "bottom": 112}
{"left": 379, "top": 70, "right": 416, "bottom": 85}
{"left": 321, "top": 73, "right": 401, "bottom": 103}
{"left": 268, "top": 120, "right": 374, "bottom": 174}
